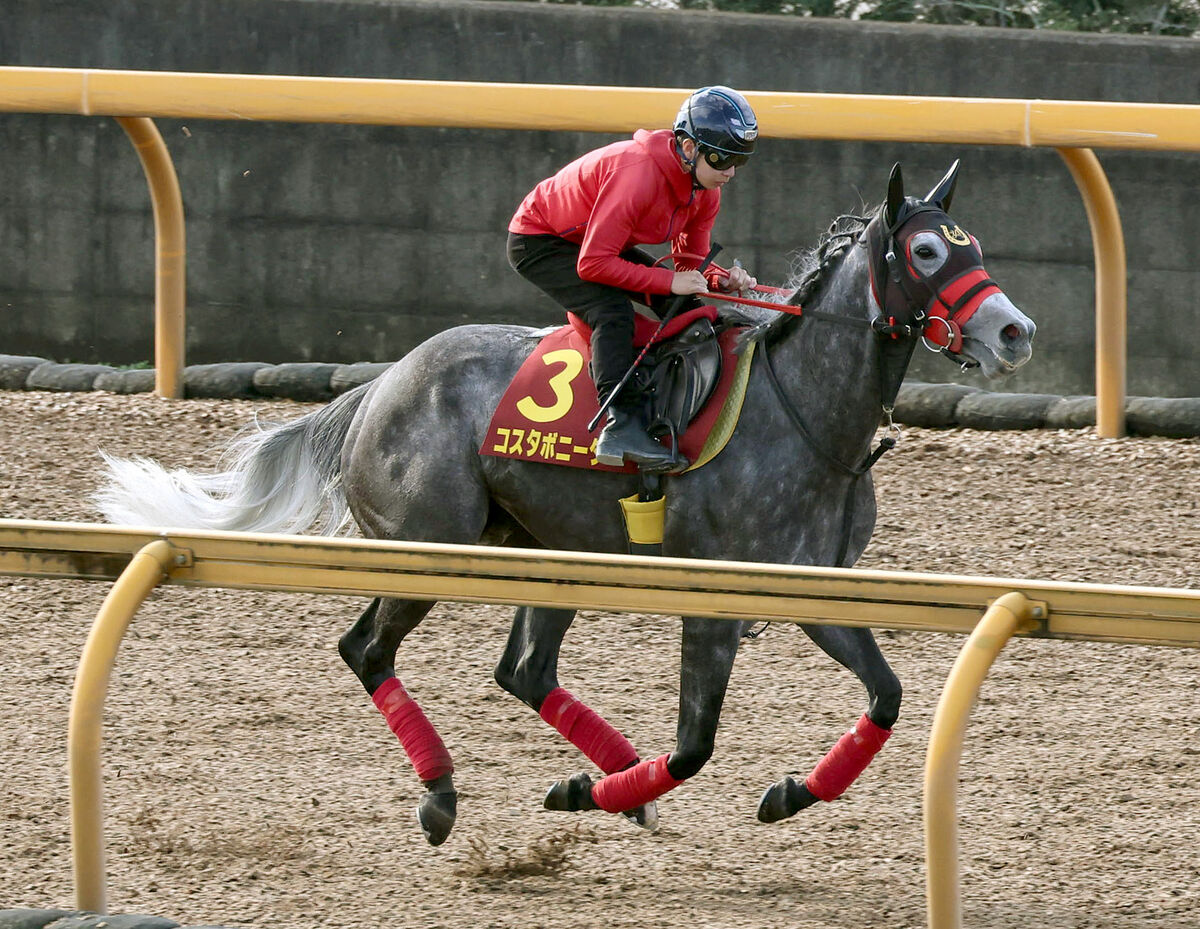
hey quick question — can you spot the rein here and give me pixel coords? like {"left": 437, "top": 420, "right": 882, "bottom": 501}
{"left": 759, "top": 334, "right": 899, "bottom": 568}
{"left": 746, "top": 216, "right": 924, "bottom": 568}
{"left": 664, "top": 253, "right": 898, "bottom": 568}
{"left": 749, "top": 200, "right": 995, "bottom": 567}
{"left": 700, "top": 288, "right": 880, "bottom": 328}
{"left": 668, "top": 211, "right": 987, "bottom": 568}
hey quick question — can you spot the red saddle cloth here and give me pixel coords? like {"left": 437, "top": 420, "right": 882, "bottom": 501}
{"left": 480, "top": 306, "right": 739, "bottom": 473}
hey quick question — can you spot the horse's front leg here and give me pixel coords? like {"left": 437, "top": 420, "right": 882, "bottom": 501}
{"left": 547, "top": 616, "right": 742, "bottom": 821}
{"left": 497, "top": 606, "right": 657, "bottom": 828}
{"left": 758, "top": 624, "right": 901, "bottom": 823}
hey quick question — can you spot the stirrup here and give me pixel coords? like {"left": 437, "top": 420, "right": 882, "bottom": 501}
{"left": 595, "top": 412, "right": 678, "bottom": 469}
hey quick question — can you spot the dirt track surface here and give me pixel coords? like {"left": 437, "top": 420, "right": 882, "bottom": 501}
{"left": 2, "top": 390, "right": 1198, "bottom": 929}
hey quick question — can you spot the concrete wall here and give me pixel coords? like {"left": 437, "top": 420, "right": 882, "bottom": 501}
{"left": 2, "top": 0, "right": 1199, "bottom": 396}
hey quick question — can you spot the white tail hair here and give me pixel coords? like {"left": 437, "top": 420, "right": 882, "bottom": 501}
{"left": 95, "top": 384, "right": 370, "bottom": 535}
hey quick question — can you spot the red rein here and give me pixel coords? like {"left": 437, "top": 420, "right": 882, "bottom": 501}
{"left": 703, "top": 290, "right": 803, "bottom": 313}
{"left": 702, "top": 264, "right": 803, "bottom": 314}
{"left": 707, "top": 255, "right": 1000, "bottom": 352}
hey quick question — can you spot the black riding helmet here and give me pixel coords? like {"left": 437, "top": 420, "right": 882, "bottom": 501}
{"left": 673, "top": 86, "right": 758, "bottom": 172}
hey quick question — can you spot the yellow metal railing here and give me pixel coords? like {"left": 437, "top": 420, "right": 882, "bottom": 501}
{"left": 114, "top": 118, "right": 186, "bottom": 400}
{"left": 2, "top": 518, "right": 1199, "bottom": 925}
{"left": 5, "top": 519, "right": 1200, "bottom": 645}
{"left": 923, "top": 592, "right": 1041, "bottom": 929}
{"left": 2, "top": 69, "right": 1190, "bottom": 431}
{"left": 4, "top": 69, "right": 1199, "bottom": 147}
{"left": 67, "top": 539, "right": 175, "bottom": 914}
{"left": 1057, "top": 148, "right": 1127, "bottom": 440}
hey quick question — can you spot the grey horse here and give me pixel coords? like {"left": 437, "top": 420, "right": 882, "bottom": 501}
{"left": 98, "top": 162, "right": 1035, "bottom": 846}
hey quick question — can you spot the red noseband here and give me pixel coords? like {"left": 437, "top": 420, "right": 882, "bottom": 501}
{"left": 922, "top": 266, "right": 1003, "bottom": 352}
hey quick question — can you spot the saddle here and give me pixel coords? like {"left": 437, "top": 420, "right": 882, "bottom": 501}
{"left": 481, "top": 305, "right": 751, "bottom": 475}
{"left": 569, "top": 307, "right": 725, "bottom": 450}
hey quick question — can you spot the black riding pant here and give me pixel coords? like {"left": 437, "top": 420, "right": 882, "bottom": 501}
{"left": 507, "top": 232, "right": 675, "bottom": 409}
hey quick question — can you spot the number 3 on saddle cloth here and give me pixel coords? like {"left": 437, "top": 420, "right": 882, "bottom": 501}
{"left": 480, "top": 306, "right": 755, "bottom": 474}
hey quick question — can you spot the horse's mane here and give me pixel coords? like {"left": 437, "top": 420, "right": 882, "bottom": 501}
{"left": 735, "top": 206, "right": 879, "bottom": 348}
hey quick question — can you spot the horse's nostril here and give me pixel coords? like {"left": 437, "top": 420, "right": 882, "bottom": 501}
{"left": 1003, "top": 324, "right": 1021, "bottom": 341}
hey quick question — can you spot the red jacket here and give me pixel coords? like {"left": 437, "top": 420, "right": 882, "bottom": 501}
{"left": 508, "top": 129, "right": 720, "bottom": 295}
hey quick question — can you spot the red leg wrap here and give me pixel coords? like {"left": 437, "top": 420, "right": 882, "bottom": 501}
{"left": 805, "top": 713, "right": 891, "bottom": 802}
{"left": 372, "top": 677, "right": 454, "bottom": 782}
{"left": 539, "top": 687, "right": 639, "bottom": 775}
{"left": 591, "top": 753, "right": 684, "bottom": 814}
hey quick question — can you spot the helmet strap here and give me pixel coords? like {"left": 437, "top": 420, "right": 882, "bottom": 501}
{"left": 676, "top": 137, "right": 703, "bottom": 189}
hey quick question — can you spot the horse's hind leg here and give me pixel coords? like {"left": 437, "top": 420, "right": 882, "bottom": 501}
{"left": 495, "top": 606, "right": 657, "bottom": 828}
{"left": 546, "top": 616, "right": 742, "bottom": 821}
{"left": 338, "top": 596, "right": 457, "bottom": 846}
{"left": 758, "top": 625, "right": 902, "bottom": 823}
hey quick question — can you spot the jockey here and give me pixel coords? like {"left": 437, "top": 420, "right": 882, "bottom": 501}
{"left": 507, "top": 85, "right": 759, "bottom": 472}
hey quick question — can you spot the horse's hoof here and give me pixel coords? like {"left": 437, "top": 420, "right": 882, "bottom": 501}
{"left": 621, "top": 800, "right": 659, "bottom": 832}
{"left": 757, "top": 776, "right": 819, "bottom": 823}
{"left": 417, "top": 789, "right": 457, "bottom": 846}
{"left": 543, "top": 772, "right": 597, "bottom": 812}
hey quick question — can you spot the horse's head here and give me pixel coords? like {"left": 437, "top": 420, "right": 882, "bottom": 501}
{"left": 868, "top": 161, "right": 1035, "bottom": 379}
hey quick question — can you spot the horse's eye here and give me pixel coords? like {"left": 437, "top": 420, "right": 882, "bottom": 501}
{"left": 914, "top": 245, "right": 936, "bottom": 259}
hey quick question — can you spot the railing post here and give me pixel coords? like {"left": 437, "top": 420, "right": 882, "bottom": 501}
{"left": 924, "top": 591, "right": 1040, "bottom": 929}
{"left": 69, "top": 539, "right": 177, "bottom": 913}
{"left": 115, "top": 117, "right": 186, "bottom": 400}
{"left": 1056, "top": 147, "right": 1127, "bottom": 439}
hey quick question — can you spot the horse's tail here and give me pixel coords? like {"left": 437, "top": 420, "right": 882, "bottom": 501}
{"left": 95, "top": 382, "right": 373, "bottom": 535}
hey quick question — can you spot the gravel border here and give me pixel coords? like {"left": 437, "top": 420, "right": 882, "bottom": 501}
{"left": 0, "top": 907, "right": 239, "bottom": 928}
{"left": 1, "top": 354, "right": 1196, "bottom": 438}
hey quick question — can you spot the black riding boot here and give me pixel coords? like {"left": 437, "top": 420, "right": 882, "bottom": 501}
{"left": 588, "top": 305, "right": 681, "bottom": 472}
{"left": 595, "top": 401, "right": 679, "bottom": 471}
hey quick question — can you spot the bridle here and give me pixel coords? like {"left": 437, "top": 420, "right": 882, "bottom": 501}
{"left": 753, "top": 198, "right": 996, "bottom": 434}
{"left": 665, "top": 163, "right": 1002, "bottom": 566}
{"left": 753, "top": 189, "right": 1000, "bottom": 567}
{"left": 865, "top": 200, "right": 1002, "bottom": 363}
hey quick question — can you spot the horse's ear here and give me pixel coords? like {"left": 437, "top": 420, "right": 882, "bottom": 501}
{"left": 925, "top": 159, "right": 960, "bottom": 211}
{"left": 886, "top": 163, "right": 904, "bottom": 227}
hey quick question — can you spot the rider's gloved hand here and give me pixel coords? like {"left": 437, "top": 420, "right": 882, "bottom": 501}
{"left": 719, "top": 264, "right": 757, "bottom": 295}
{"left": 671, "top": 270, "right": 709, "bottom": 295}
